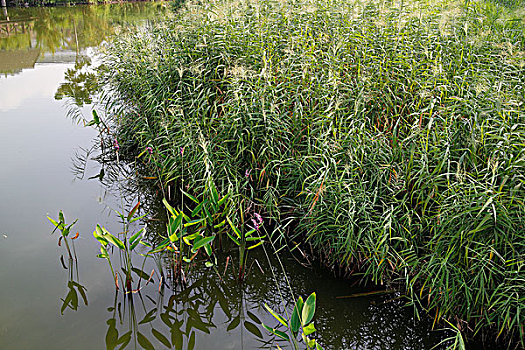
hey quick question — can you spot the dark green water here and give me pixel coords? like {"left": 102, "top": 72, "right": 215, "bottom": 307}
{"left": 0, "top": 3, "right": 450, "bottom": 349}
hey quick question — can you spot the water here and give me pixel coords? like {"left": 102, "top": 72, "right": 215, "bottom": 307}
{"left": 0, "top": 3, "right": 450, "bottom": 349}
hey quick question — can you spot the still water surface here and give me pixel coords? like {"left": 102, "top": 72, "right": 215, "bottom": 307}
{"left": 0, "top": 3, "right": 449, "bottom": 349}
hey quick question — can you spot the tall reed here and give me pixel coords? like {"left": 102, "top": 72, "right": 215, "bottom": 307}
{"left": 99, "top": 0, "right": 525, "bottom": 346}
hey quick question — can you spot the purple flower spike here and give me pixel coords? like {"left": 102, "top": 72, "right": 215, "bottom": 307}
{"left": 254, "top": 212, "right": 263, "bottom": 225}
{"left": 113, "top": 139, "right": 120, "bottom": 151}
{"left": 251, "top": 218, "right": 260, "bottom": 231}
{"left": 146, "top": 146, "right": 153, "bottom": 154}
{"left": 180, "top": 147, "right": 184, "bottom": 156}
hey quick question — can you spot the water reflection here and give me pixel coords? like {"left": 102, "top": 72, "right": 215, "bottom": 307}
{"left": 0, "top": 2, "right": 170, "bottom": 75}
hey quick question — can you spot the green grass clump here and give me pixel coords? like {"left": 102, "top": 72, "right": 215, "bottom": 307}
{"left": 99, "top": 0, "right": 525, "bottom": 346}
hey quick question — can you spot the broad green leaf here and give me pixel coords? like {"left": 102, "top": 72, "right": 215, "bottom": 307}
{"left": 316, "top": 342, "right": 325, "bottom": 350}
{"left": 245, "top": 229, "right": 256, "bottom": 237}
{"left": 264, "top": 304, "right": 288, "bottom": 327}
{"left": 104, "top": 233, "right": 125, "bottom": 250}
{"left": 290, "top": 297, "right": 304, "bottom": 333}
{"left": 303, "top": 322, "right": 316, "bottom": 336}
{"left": 192, "top": 236, "right": 215, "bottom": 251}
{"left": 302, "top": 293, "right": 316, "bottom": 325}
{"left": 205, "top": 261, "right": 214, "bottom": 268}
{"left": 262, "top": 324, "right": 290, "bottom": 341}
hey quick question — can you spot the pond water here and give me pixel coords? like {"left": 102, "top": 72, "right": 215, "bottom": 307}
{"left": 0, "top": 3, "right": 451, "bottom": 349}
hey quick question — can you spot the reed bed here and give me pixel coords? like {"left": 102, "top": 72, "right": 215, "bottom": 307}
{"left": 99, "top": 0, "right": 525, "bottom": 346}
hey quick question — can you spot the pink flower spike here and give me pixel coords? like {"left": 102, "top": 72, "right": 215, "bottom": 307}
{"left": 254, "top": 213, "right": 263, "bottom": 225}
{"left": 180, "top": 147, "right": 184, "bottom": 156}
{"left": 251, "top": 218, "right": 260, "bottom": 231}
{"left": 245, "top": 169, "right": 251, "bottom": 178}
{"left": 146, "top": 146, "right": 153, "bottom": 154}
{"left": 113, "top": 139, "right": 120, "bottom": 151}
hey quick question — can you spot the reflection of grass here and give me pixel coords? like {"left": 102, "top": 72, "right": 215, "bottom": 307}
{"left": 100, "top": 0, "right": 524, "bottom": 347}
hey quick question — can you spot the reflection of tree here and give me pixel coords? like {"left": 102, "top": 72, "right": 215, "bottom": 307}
{"left": 1, "top": 3, "right": 171, "bottom": 54}
{"left": 55, "top": 56, "right": 99, "bottom": 106}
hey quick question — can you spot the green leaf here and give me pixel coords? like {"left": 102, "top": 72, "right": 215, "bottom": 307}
{"left": 262, "top": 323, "right": 290, "bottom": 341}
{"left": 205, "top": 261, "right": 214, "bottom": 268}
{"left": 127, "top": 202, "right": 140, "bottom": 222}
{"left": 129, "top": 228, "right": 145, "bottom": 250}
{"left": 92, "top": 109, "right": 100, "bottom": 124}
{"left": 213, "top": 220, "right": 226, "bottom": 229}
{"left": 264, "top": 304, "right": 288, "bottom": 327}
{"left": 302, "top": 293, "right": 316, "bottom": 325}
{"left": 137, "top": 332, "right": 155, "bottom": 350}
{"left": 227, "top": 217, "right": 242, "bottom": 239}
{"left": 151, "top": 328, "right": 171, "bottom": 348}
{"left": 217, "top": 193, "right": 229, "bottom": 206}
{"left": 184, "top": 218, "right": 206, "bottom": 227}
{"left": 162, "top": 198, "right": 176, "bottom": 217}
{"left": 248, "top": 240, "right": 264, "bottom": 250}
{"left": 316, "top": 342, "right": 325, "bottom": 350}
{"left": 192, "top": 236, "right": 215, "bottom": 252}
{"left": 290, "top": 296, "right": 304, "bottom": 333}
{"left": 104, "top": 232, "right": 126, "bottom": 250}
{"left": 226, "top": 230, "right": 240, "bottom": 246}
{"left": 182, "top": 190, "right": 199, "bottom": 204}
{"left": 303, "top": 322, "right": 316, "bottom": 336}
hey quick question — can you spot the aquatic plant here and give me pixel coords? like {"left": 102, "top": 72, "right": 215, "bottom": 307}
{"left": 93, "top": 201, "right": 150, "bottom": 293}
{"left": 263, "top": 292, "right": 324, "bottom": 350}
{"left": 99, "top": 0, "right": 525, "bottom": 346}
{"left": 48, "top": 210, "right": 79, "bottom": 260}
